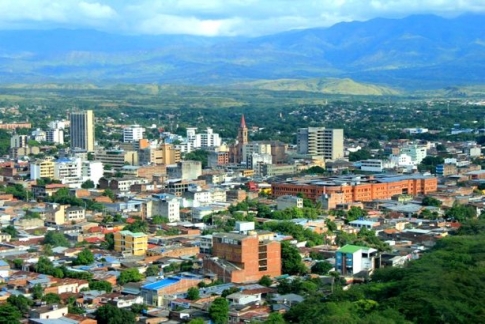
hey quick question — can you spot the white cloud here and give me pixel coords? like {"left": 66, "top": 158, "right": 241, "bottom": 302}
{"left": 78, "top": 1, "right": 117, "bottom": 19}
{"left": 0, "top": 0, "right": 483, "bottom": 35}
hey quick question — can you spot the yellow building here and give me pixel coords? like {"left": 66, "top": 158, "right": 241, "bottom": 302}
{"left": 30, "top": 159, "right": 55, "bottom": 180}
{"left": 114, "top": 230, "right": 148, "bottom": 256}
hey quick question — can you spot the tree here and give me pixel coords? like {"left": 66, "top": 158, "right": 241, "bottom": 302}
{"left": 42, "top": 244, "right": 53, "bottom": 256}
{"left": 151, "top": 215, "right": 169, "bottom": 224}
{"left": 73, "top": 248, "right": 94, "bottom": 265}
{"left": 186, "top": 287, "right": 200, "bottom": 300}
{"left": 118, "top": 268, "right": 143, "bottom": 285}
{"left": 41, "top": 293, "right": 61, "bottom": 304}
{"left": 103, "top": 188, "right": 115, "bottom": 202}
{"left": 445, "top": 202, "right": 477, "bottom": 221}
{"left": 123, "top": 220, "right": 148, "bottom": 233}
{"left": 184, "top": 149, "right": 209, "bottom": 168}
{"left": 0, "top": 303, "right": 22, "bottom": 324}
{"left": 209, "top": 297, "right": 229, "bottom": 324}
{"left": 7, "top": 294, "right": 32, "bottom": 314}
{"left": 101, "top": 233, "right": 115, "bottom": 250}
{"left": 145, "top": 264, "right": 160, "bottom": 277}
{"left": 346, "top": 206, "right": 367, "bottom": 222}
{"left": 349, "top": 149, "right": 372, "bottom": 162}
{"left": 89, "top": 280, "right": 113, "bottom": 293}
{"left": 2, "top": 225, "right": 18, "bottom": 238}
{"left": 422, "top": 196, "right": 442, "bottom": 207}
{"left": 31, "top": 283, "right": 44, "bottom": 300}
{"left": 258, "top": 275, "right": 273, "bottom": 287}
{"left": 130, "top": 303, "right": 147, "bottom": 314}
{"left": 81, "top": 179, "right": 95, "bottom": 189}
{"left": 264, "top": 312, "right": 286, "bottom": 324}
{"left": 281, "top": 241, "right": 306, "bottom": 275}
{"left": 188, "top": 319, "right": 205, "bottom": 324}
{"left": 311, "top": 261, "right": 333, "bottom": 275}
{"left": 95, "top": 304, "right": 136, "bottom": 324}
{"left": 43, "top": 231, "right": 70, "bottom": 247}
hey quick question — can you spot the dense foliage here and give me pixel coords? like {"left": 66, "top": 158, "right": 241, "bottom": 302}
{"left": 285, "top": 219, "right": 485, "bottom": 323}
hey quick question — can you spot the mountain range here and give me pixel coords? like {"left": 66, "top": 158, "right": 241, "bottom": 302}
{"left": 1, "top": 14, "right": 485, "bottom": 89}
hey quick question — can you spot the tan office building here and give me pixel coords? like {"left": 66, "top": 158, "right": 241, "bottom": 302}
{"left": 297, "top": 127, "right": 344, "bottom": 161}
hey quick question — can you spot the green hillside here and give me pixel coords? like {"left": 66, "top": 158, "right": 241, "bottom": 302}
{"left": 238, "top": 78, "right": 401, "bottom": 96}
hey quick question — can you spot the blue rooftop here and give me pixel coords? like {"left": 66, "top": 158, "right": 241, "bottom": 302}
{"left": 142, "top": 278, "right": 180, "bottom": 291}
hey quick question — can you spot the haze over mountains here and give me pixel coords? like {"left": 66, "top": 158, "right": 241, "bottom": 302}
{"left": 1, "top": 14, "right": 484, "bottom": 89}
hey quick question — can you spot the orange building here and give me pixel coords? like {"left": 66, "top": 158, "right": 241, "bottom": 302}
{"left": 272, "top": 174, "right": 437, "bottom": 203}
{"left": 203, "top": 232, "right": 281, "bottom": 283}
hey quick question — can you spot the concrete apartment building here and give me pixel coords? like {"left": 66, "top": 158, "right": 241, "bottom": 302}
{"left": 203, "top": 232, "right": 281, "bottom": 283}
{"left": 167, "top": 161, "right": 202, "bottom": 180}
{"left": 123, "top": 124, "right": 145, "bottom": 143}
{"left": 45, "top": 203, "right": 86, "bottom": 225}
{"left": 139, "top": 143, "right": 181, "bottom": 165}
{"left": 95, "top": 149, "right": 139, "bottom": 168}
{"left": 272, "top": 174, "right": 438, "bottom": 203}
{"left": 149, "top": 193, "right": 180, "bottom": 222}
{"left": 30, "top": 159, "right": 55, "bottom": 180}
{"left": 114, "top": 230, "right": 148, "bottom": 256}
{"left": 297, "top": 127, "right": 344, "bottom": 161}
{"left": 70, "top": 110, "right": 95, "bottom": 151}
{"left": 335, "top": 244, "right": 379, "bottom": 275}
{"left": 276, "top": 195, "right": 303, "bottom": 210}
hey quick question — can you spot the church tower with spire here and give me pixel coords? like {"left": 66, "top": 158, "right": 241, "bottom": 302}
{"left": 230, "top": 114, "right": 249, "bottom": 164}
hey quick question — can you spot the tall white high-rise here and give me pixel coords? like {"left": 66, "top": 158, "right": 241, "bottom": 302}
{"left": 70, "top": 110, "right": 95, "bottom": 151}
{"left": 123, "top": 125, "right": 145, "bottom": 143}
{"left": 297, "top": 127, "right": 344, "bottom": 160}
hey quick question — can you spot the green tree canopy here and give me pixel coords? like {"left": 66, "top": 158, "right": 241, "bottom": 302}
{"left": 118, "top": 268, "right": 143, "bottom": 285}
{"left": 281, "top": 241, "right": 306, "bottom": 275}
{"left": 0, "top": 303, "right": 22, "bottom": 324}
{"left": 95, "top": 304, "right": 136, "bottom": 324}
{"left": 73, "top": 248, "right": 95, "bottom": 265}
{"left": 209, "top": 297, "right": 229, "bottom": 324}
{"left": 186, "top": 287, "right": 200, "bottom": 300}
{"left": 89, "top": 280, "right": 113, "bottom": 293}
{"left": 43, "top": 231, "right": 70, "bottom": 247}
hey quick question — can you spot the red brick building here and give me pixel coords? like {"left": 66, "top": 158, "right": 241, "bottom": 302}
{"left": 272, "top": 174, "right": 438, "bottom": 203}
{"left": 203, "top": 232, "right": 281, "bottom": 283}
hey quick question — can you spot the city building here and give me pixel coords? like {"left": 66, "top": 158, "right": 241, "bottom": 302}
{"left": 45, "top": 203, "right": 86, "bottom": 225}
{"left": 360, "top": 159, "right": 385, "bottom": 172}
{"left": 203, "top": 232, "right": 281, "bottom": 283}
{"left": 54, "top": 157, "right": 82, "bottom": 185}
{"left": 31, "top": 128, "right": 46, "bottom": 142}
{"left": 436, "top": 163, "right": 457, "bottom": 176}
{"left": 167, "top": 161, "right": 202, "bottom": 180}
{"left": 272, "top": 174, "right": 438, "bottom": 203}
{"left": 400, "top": 144, "right": 427, "bottom": 165}
{"left": 70, "top": 110, "right": 95, "bottom": 151}
{"left": 335, "top": 244, "right": 379, "bottom": 275}
{"left": 95, "top": 149, "right": 139, "bottom": 169}
{"left": 276, "top": 195, "right": 303, "bottom": 210}
{"left": 208, "top": 151, "right": 230, "bottom": 167}
{"left": 149, "top": 193, "right": 180, "bottom": 222}
{"left": 123, "top": 125, "right": 145, "bottom": 143}
{"left": 114, "top": 230, "right": 148, "bottom": 256}
{"left": 139, "top": 143, "right": 180, "bottom": 165}
{"left": 229, "top": 115, "right": 248, "bottom": 164}
{"left": 10, "top": 134, "right": 28, "bottom": 149}
{"left": 30, "top": 159, "right": 55, "bottom": 180}
{"left": 297, "top": 127, "right": 344, "bottom": 161}
{"left": 81, "top": 160, "right": 104, "bottom": 185}
{"left": 46, "top": 128, "right": 64, "bottom": 144}
{"left": 140, "top": 274, "right": 202, "bottom": 306}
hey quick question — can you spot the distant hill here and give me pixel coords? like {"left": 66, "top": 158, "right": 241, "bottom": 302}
{"left": 0, "top": 14, "right": 485, "bottom": 89}
{"left": 238, "top": 78, "right": 401, "bottom": 96}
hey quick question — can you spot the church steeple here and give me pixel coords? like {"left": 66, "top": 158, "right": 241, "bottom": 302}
{"left": 238, "top": 114, "right": 248, "bottom": 145}
{"left": 240, "top": 114, "right": 247, "bottom": 129}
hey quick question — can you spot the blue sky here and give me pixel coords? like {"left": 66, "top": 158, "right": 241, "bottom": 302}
{"left": 1, "top": 0, "right": 484, "bottom": 36}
